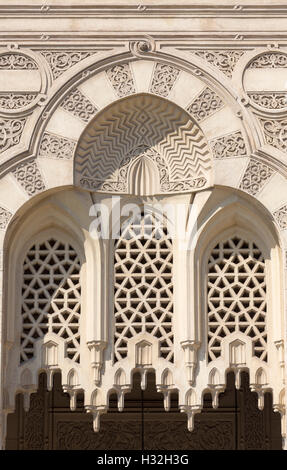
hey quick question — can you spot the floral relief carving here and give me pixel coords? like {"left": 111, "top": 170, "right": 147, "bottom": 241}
{"left": 39, "top": 132, "right": 76, "bottom": 160}
{"left": 273, "top": 204, "right": 287, "bottom": 230}
{"left": 60, "top": 88, "right": 97, "bottom": 123}
{"left": 260, "top": 118, "right": 287, "bottom": 152}
{"left": 210, "top": 131, "right": 247, "bottom": 159}
{"left": 161, "top": 178, "right": 207, "bottom": 191}
{"left": 144, "top": 420, "right": 234, "bottom": 450}
{"left": 0, "top": 206, "right": 12, "bottom": 229}
{"left": 245, "top": 53, "right": 287, "bottom": 112}
{"left": 0, "top": 117, "right": 26, "bottom": 153}
{"left": 106, "top": 63, "right": 136, "bottom": 97}
{"left": 186, "top": 87, "right": 224, "bottom": 122}
{"left": 0, "top": 93, "right": 37, "bottom": 110}
{"left": 39, "top": 50, "right": 94, "bottom": 79}
{"left": 23, "top": 390, "right": 45, "bottom": 450}
{"left": 194, "top": 50, "right": 245, "bottom": 77}
{"left": 56, "top": 420, "right": 141, "bottom": 450}
{"left": 83, "top": 180, "right": 125, "bottom": 192}
{"left": 239, "top": 158, "right": 274, "bottom": 196}
{"left": 12, "top": 160, "right": 46, "bottom": 196}
{"left": 149, "top": 63, "right": 180, "bottom": 97}
{"left": 249, "top": 52, "right": 287, "bottom": 68}
{"left": 248, "top": 92, "right": 287, "bottom": 110}
{"left": 243, "top": 377, "right": 265, "bottom": 450}
{"left": 0, "top": 53, "right": 37, "bottom": 69}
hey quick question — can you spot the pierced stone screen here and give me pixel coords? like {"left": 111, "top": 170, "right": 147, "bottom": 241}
{"left": 114, "top": 212, "right": 174, "bottom": 363}
{"left": 207, "top": 236, "right": 267, "bottom": 362}
{"left": 20, "top": 238, "right": 81, "bottom": 364}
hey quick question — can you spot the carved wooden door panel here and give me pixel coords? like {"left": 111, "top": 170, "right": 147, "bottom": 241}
{"left": 6, "top": 372, "right": 282, "bottom": 450}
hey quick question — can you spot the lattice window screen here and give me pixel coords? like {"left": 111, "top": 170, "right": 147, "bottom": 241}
{"left": 20, "top": 238, "right": 81, "bottom": 364}
{"left": 207, "top": 236, "right": 267, "bottom": 362}
{"left": 114, "top": 212, "right": 174, "bottom": 363}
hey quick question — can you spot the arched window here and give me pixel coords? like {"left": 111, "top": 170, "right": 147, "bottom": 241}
{"left": 207, "top": 235, "right": 267, "bottom": 363}
{"left": 20, "top": 238, "right": 81, "bottom": 364}
{"left": 113, "top": 211, "right": 174, "bottom": 363}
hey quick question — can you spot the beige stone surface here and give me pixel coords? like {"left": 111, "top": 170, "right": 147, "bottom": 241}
{"left": 0, "top": 0, "right": 287, "bottom": 452}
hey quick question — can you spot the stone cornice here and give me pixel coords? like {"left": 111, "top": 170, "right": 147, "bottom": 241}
{"left": 0, "top": 8, "right": 286, "bottom": 40}
{"left": 1, "top": 4, "right": 287, "bottom": 18}
{"left": 0, "top": 36, "right": 287, "bottom": 47}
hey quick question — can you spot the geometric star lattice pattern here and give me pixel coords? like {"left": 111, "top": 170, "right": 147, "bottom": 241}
{"left": 207, "top": 236, "right": 267, "bottom": 362}
{"left": 20, "top": 239, "right": 81, "bottom": 364}
{"left": 114, "top": 212, "right": 173, "bottom": 363}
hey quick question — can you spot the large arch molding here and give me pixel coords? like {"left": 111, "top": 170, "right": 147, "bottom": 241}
{"left": 0, "top": 49, "right": 286, "bottom": 448}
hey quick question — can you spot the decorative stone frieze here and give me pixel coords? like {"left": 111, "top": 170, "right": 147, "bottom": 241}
{"left": 12, "top": 160, "right": 46, "bottom": 196}
{"left": 239, "top": 159, "right": 274, "bottom": 196}
{"left": 248, "top": 93, "right": 287, "bottom": 110}
{"left": 249, "top": 52, "right": 287, "bottom": 68}
{"left": 0, "top": 93, "right": 37, "bottom": 110}
{"left": 186, "top": 87, "right": 224, "bottom": 122}
{"left": 60, "top": 88, "right": 98, "bottom": 123}
{"left": 260, "top": 118, "right": 287, "bottom": 152}
{"left": 0, "top": 207, "right": 12, "bottom": 230}
{"left": 39, "top": 50, "right": 94, "bottom": 79}
{"left": 210, "top": 131, "right": 247, "bottom": 159}
{"left": 193, "top": 50, "right": 245, "bottom": 77}
{"left": 0, "top": 118, "right": 26, "bottom": 153}
{"left": 149, "top": 63, "right": 180, "bottom": 97}
{"left": 0, "top": 53, "right": 37, "bottom": 70}
{"left": 273, "top": 204, "right": 287, "bottom": 230}
{"left": 106, "top": 63, "right": 136, "bottom": 97}
{"left": 39, "top": 132, "right": 76, "bottom": 160}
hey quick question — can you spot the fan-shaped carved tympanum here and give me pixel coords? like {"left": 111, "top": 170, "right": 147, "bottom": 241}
{"left": 74, "top": 94, "right": 212, "bottom": 195}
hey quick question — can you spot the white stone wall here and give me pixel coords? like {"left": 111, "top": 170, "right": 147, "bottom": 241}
{"left": 0, "top": 0, "right": 286, "bottom": 449}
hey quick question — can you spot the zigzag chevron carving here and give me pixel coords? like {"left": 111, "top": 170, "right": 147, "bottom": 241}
{"left": 74, "top": 94, "right": 212, "bottom": 194}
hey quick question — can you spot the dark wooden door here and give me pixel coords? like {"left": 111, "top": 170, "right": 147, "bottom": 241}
{"left": 6, "top": 371, "right": 282, "bottom": 450}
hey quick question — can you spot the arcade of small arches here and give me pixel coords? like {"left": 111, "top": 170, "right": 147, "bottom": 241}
{"left": 0, "top": 42, "right": 287, "bottom": 450}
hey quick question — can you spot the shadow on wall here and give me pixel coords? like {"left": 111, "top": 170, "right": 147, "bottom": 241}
{"left": 6, "top": 370, "right": 282, "bottom": 451}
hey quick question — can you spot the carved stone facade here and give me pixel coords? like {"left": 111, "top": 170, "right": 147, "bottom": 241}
{"left": 193, "top": 50, "right": 245, "bottom": 78}
{"left": 74, "top": 94, "right": 211, "bottom": 194}
{"left": 0, "top": 118, "right": 26, "bottom": 153}
{"left": 0, "top": 0, "right": 287, "bottom": 452}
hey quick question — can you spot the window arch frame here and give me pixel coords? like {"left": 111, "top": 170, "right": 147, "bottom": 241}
{"left": 112, "top": 205, "right": 174, "bottom": 365}
{"left": 191, "top": 194, "right": 283, "bottom": 364}
{"left": 19, "top": 232, "right": 83, "bottom": 365}
{"left": 3, "top": 197, "right": 88, "bottom": 411}
{"left": 203, "top": 226, "right": 270, "bottom": 365}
